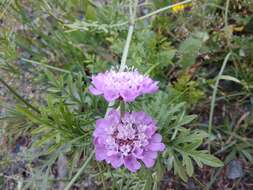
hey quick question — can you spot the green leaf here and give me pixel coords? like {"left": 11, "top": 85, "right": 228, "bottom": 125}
{"left": 190, "top": 151, "right": 224, "bottom": 167}
{"left": 33, "top": 131, "right": 58, "bottom": 147}
{"left": 31, "top": 126, "right": 49, "bottom": 135}
{"left": 241, "top": 149, "right": 253, "bottom": 165}
{"left": 174, "top": 157, "right": 188, "bottom": 182}
{"left": 16, "top": 105, "right": 42, "bottom": 124}
{"left": 46, "top": 143, "right": 62, "bottom": 155}
{"left": 179, "top": 38, "right": 202, "bottom": 68}
{"left": 183, "top": 154, "right": 194, "bottom": 177}
{"left": 178, "top": 32, "right": 208, "bottom": 68}
{"left": 219, "top": 75, "right": 241, "bottom": 83}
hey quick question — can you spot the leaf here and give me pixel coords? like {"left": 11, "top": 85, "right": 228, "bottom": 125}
{"left": 165, "top": 156, "right": 174, "bottom": 171}
{"left": 16, "top": 105, "right": 42, "bottom": 124}
{"left": 178, "top": 32, "right": 209, "bottom": 68}
{"left": 46, "top": 143, "right": 62, "bottom": 155}
{"left": 84, "top": 1, "right": 96, "bottom": 20}
{"left": 174, "top": 157, "right": 188, "bottom": 182}
{"left": 191, "top": 151, "right": 224, "bottom": 167}
{"left": 192, "top": 156, "right": 203, "bottom": 168}
{"left": 175, "top": 130, "right": 208, "bottom": 145}
{"left": 178, "top": 114, "right": 197, "bottom": 126}
{"left": 183, "top": 154, "right": 194, "bottom": 177}
{"left": 219, "top": 75, "right": 241, "bottom": 83}
{"left": 31, "top": 126, "right": 49, "bottom": 135}
{"left": 241, "top": 149, "right": 253, "bottom": 165}
{"left": 184, "top": 139, "right": 203, "bottom": 151}
{"left": 33, "top": 131, "right": 58, "bottom": 147}
{"left": 179, "top": 38, "right": 202, "bottom": 68}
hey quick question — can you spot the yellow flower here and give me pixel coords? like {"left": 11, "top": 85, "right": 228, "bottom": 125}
{"left": 172, "top": 3, "right": 192, "bottom": 13}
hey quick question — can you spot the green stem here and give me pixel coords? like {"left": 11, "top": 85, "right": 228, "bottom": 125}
{"left": 0, "top": 77, "right": 40, "bottom": 114}
{"left": 107, "top": 0, "right": 138, "bottom": 116}
{"left": 120, "top": 101, "right": 125, "bottom": 117}
{"left": 208, "top": 53, "right": 231, "bottom": 151}
{"left": 22, "top": 58, "right": 78, "bottom": 75}
{"left": 119, "top": 24, "right": 134, "bottom": 72}
{"left": 64, "top": 150, "right": 95, "bottom": 190}
{"left": 119, "top": 0, "right": 138, "bottom": 72}
{"left": 224, "top": 0, "right": 230, "bottom": 28}
{"left": 64, "top": 1, "right": 138, "bottom": 189}
{"left": 224, "top": 0, "right": 231, "bottom": 48}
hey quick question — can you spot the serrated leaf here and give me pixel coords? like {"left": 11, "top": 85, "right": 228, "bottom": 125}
{"left": 191, "top": 151, "right": 224, "bottom": 167}
{"left": 183, "top": 154, "right": 194, "bottom": 177}
{"left": 174, "top": 157, "right": 188, "bottom": 182}
{"left": 178, "top": 37, "right": 202, "bottom": 68}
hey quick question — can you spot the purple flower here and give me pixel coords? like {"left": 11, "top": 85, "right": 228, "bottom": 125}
{"left": 93, "top": 109, "right": 165, "bottom": 172}
{"left": 89, "top": 70, "right": 159, "bottom": 102}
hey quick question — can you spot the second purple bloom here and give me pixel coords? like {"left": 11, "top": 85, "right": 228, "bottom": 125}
{"left": 89, "top": 70, "right": 159, "bottom": 102}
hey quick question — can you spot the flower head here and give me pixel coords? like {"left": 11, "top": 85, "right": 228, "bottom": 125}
{"left": 89, "top": 70, "right": 158, "bottom": 102}
{"left": 93, "top": 109, "right": 165, "bottom": 172}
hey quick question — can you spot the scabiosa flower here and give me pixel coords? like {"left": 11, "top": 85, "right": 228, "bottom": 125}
{"left": 93, "top": 109, "right": 165, "bottom": 172}
{"left": 89, "top": 70, "right": 159, "bottom": 102}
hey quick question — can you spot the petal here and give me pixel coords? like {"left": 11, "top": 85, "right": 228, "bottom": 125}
{"left": 141, "top": 114, "right": 155, "bottom": 125}
{"left": 95, "top": 146, "right": 107, "bottom": 161}
{"left": 146, "top": 142, "right": 166, "bottom": 152}
{"left": 141, "top": 151, "right": 158, "bottom": 168}
{"left": 107, "top": 150, "right": 118, "bottom": 157}
{"left": 94, "top": 119, "right": 111, "bottom": 137}
{"left": 96, "top": 118, "right": 111, "bottom": 128}
{"left": 142, "top": 157, "right": 155, "bottom": 168}
{"left": 93, "top": 127, "right": 104, "bottom": 137}
{"left": 108, "top": 153, "right": 123, "bottom": 168}
{"left": 143, "top": 151, "right": 158, "bottom": 159}
{"left": 141, "top": 80, "right": 159, "bottom": 94}
{"left": 108, "top": 109, "right": 120, "bottom": 124}
{"left": 123, "top": 155, "right": 141, "bottom": 172}
{"left": 144, "top": 82, "right": 159, "bottom": 94}
{"left": 134, "top": 111, "right": 145, "bottom": 118}
{"left": 104, "top": 90, "right": 119, "bottom": 102}
{"left": 150, "top": 134, "right": 162, "bottom": 143}
{"left": 145, "top": 125, "right": 156, "bottom": 137}
{"left": 132, "top": 147, "right": 143, "bottom": 159}
{"left": 93, "top": 136, "right": 106, "bottom": 146}
{"left": 89, "top": 86, "right": 102, "bottom": 95}
{"left": 120, "top": 90, "right": 138, "bottom": 102}
{"left": 132, "top": 111, "right": 146, "bottom": 124}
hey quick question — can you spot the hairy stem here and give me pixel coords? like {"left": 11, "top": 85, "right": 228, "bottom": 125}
{"left": 64, "top": 1, "right": 138, "bottom": 189}
{"left": 208, "top": 53, "right": 231, "bottom": 151}
{"left": 63, "top": 150, "right": 95, "bottom": 190}
{"left": 119, "top": 0, "right": 138, "bottom": 72}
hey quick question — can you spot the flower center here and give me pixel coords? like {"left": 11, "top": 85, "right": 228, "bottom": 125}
{"left": 106, "top": 121, "right": 148, "bottom": 156}
{"left": 105, "top": 72, "right": 143, "bottom": 91}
